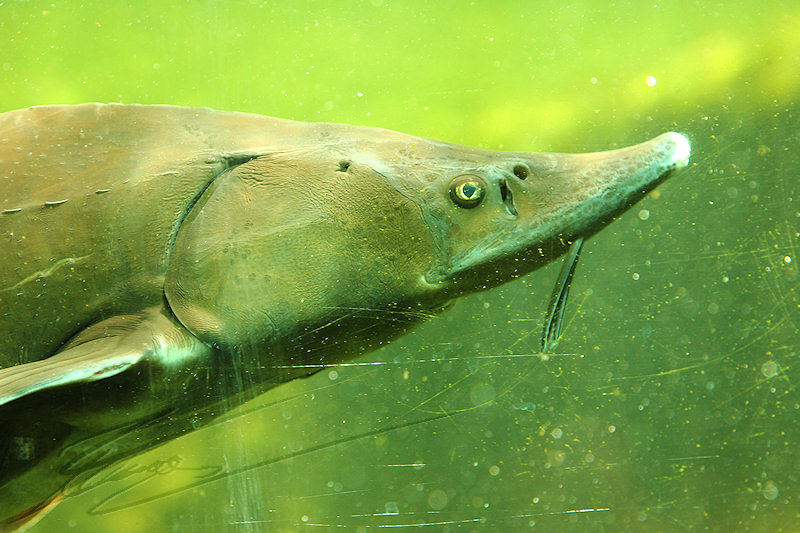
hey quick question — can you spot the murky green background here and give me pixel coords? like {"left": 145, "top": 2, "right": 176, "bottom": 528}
{"left": 2, "top": 1, "right": 798, "bottom": 531}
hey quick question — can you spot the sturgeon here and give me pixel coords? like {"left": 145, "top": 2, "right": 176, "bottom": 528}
{"left": 0, "top": 104, "right": 690, "bottom": 529}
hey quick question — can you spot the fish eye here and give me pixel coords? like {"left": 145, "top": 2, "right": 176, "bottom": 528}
{"left": 449, "top": 175, "right": 486, "bottom": 208}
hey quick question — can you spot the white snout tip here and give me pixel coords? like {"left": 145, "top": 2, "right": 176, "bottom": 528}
{"left": 664, "top": 132, "right": 691, "bottom": 168}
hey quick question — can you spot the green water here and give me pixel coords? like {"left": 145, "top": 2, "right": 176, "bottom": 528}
{"left": 2, "top": 1, "right": 798, "bottom": 531}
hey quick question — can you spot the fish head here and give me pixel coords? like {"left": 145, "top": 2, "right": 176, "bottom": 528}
{"left": 401, "top": 132, "right": 691, "bottom": 296}
{"left": 165, "top": 127, "right": 689, "bottom": 363}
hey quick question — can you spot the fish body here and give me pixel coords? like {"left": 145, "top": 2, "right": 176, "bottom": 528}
{"left": 0, "top": 104, "right": 690, "bottom": 528}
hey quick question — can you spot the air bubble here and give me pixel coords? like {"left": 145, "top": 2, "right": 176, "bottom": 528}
{"left": 763, "top": 481, "right": 779, "bottom": 500}
{"left": 761, "top": 361, "right": 779, "bottom": 378}
{"left": 470, "top": 383, "right": 497, "bottom": 407}
{"left": 428, "top": 489, "right": 448, "bottom": 510}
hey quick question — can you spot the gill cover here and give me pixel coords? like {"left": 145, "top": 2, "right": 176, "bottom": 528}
{"left": 164, "top": 151, "right": 436, "bottom": 351}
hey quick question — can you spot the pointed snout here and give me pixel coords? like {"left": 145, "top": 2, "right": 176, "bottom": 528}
{"left": 517, "top": 132, "right": 691, "bottom": 240}
{"left": 571, "top": 131, "right": 690, "bottom": 189}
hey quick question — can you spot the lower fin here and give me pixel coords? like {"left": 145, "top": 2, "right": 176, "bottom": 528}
{"left": 541, "top": 237, "right": 584, "bottom": 352}
{"left": 0, "top": 491, "right": 63, "bottom": 533}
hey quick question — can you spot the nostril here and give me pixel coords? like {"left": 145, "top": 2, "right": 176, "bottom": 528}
{"left": 499, "top": 179, "right": 518, "bottom": 217}
{"left": 513, "top": 165, "right": 529, "bottom": 180}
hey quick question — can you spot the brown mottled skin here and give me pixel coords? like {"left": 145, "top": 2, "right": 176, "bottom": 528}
{"left": 0, "top": 104, "right": 688, "bottom": 528}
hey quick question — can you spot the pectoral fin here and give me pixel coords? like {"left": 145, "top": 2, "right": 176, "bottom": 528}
{"left": 0, "top": 340, "right": 140, "bottom": 410}
{"left": 0, "top": 307, "right": 208, "bottom": 410}
{"left": 0, "top": 307, "right": 212, "bottom": 524}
